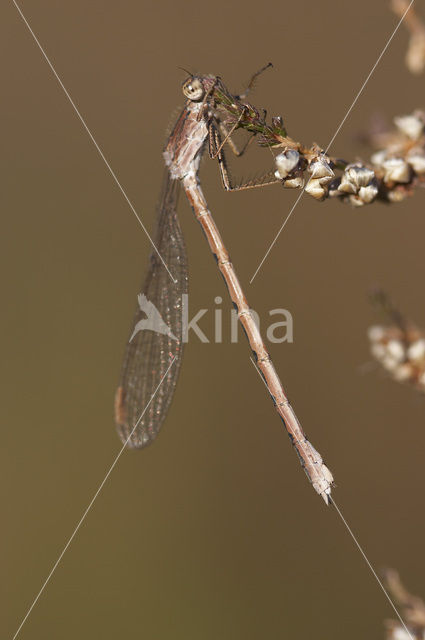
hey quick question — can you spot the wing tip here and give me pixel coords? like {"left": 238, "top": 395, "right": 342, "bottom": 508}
{"left": 114, "top": 386, "right": 155, "bottom": 449}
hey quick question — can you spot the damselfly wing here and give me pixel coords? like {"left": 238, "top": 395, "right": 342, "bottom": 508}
{"left": 115, "top": 172, "right": 188, "bottom": 447}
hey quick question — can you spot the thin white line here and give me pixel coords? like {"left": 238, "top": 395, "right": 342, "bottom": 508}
{"left": 12, "top": 0, "right": 177, "bottom": 284}
{"left": 250, "top": 356, "right": 268, "bottom": 388}
{"left": 324, "top": 0, "right": 415, "bottom": 154}
{"left": 331, "top": 498, "right": 415, "bottom": 640}
{"left": 12, "top": 357, "right": 176, "bottom": 640}
{"left": 254, "top": 349, "right": 414, "bottom": 636}
{"left": 250, "top": 189, "right": 304, "bottom": 284}
{"left": 250, "top": 0, "right": 415, "bottom": 284}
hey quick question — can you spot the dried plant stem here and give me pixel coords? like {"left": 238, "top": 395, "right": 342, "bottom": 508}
{"left": 212, "top": 83, "right": 425, "bottom": 207}
{"left": 384, "top": 569, "right": 425, "bottom": 639}
{"left": 392, "top": 0, "right": 425, "bottom": 73}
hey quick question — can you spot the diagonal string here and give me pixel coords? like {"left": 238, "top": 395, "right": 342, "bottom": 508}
{"left": 11, "top": 357, "right": 176, "bottom": 640}
{"left": 12, "top": 0, "right": 177, "bottom": 284}
{"left": 331, "top": 498, "right": 415, "bottom": 640}
{"left": 250, "top": 0, "right": 416, "bottom": 284}
{"left": 250, "top": 357, "right": 414, "bottom": 638}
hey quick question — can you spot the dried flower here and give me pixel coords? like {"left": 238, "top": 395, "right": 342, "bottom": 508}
{"left": 383, "top": 568, "right": 425, "bottom": 640}
{"left": 243, "top": 76, "right": 424, "bottom": 208}
{"left": 393, "top": 363, "right": 414, "bottom": 381}
{"left": 394, "top": 114, "right": 424, "bottom": 140}
{"left": 339, "top": 165, "right": 375, "bottom": 193}
{"left": 382, "top": 157, "right": 411, "bottom": 184}
{"left": 305, "top": 155, "right": 334, "bottom": 201}
{"left": 407, "top": 338, "right": 425, "bottom": 361}
{"left": 406, "top": 150, "right": 425, "bottom": 174}
{"left": 309, "top": 157, "right": 334, "bottom": 180}
{"left": 382, "top": 354, "right": 400, "bottom": 372}
{"left": 387, "top": 189, "right": 408, "bottom": 203}
{"left": 305, "top": 178, "right": 327, "bottom": 200}
{"left": 283, "top": 173, "right": 305, "bottom": 189}
{"left": 368, "top": 326, "right": 385, "bottom": 341}
{"left": 274, "top": 149, "right": 305, "bottom": 189}
{"left": 386, "top": 339, "right": 405, "bottom": 362}
{"left": 368, "top": 315, "right": 425, "bottom": 392}
{"left": 358, "top": 183, "right": 379, "bottom": 203}
{"left": 371, "top": 150, "right": 387, "bottom": 167}
{"left": 364, "top": 109, "right": 424, "bottom": 201}
{"left": 274, "top": 149, "right": 300, "bottom": 179}
{"left": 337, "top": 163, "right": 378, "bottom": 206}
{"left": 388, "top": 626, "right": 416, "bottom": 640}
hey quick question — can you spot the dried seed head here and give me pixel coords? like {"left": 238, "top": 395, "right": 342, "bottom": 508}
{"left": 388, "top": 626, "right": 416, "bottom": 640}
{"left": 368, "top": 325, "right": 385, "bottom": 342}
{"left": 387, "top": 189, "right": 408, "bottom": 203}
{"left": 283, "top": 175, "right": 305, "bottom": 189}
{"left": 348, "top": 194, "right": 367, "bottom": 207}
{"left": 406, "top": 151, "right": 425, "bottom": 174}
{"left": 393, "top": 363, "right": 414, "bottom": 382}
{"left": 394, "top": 114, "right": 425, "bottom": 140}
{"left": 338, "top": 164, "right": 377, "bottom": 205}
{"left": 371, "top": 343, "right": 386, "bottom": 359}
{"left": 304, "top": 156, "right": 334, "bottom": 200}
{"left": 386, "top": 339, "right": 405, "bottom": 362}
{"left": 338, "top": 175, "right": 357, "bottom": 195}
{"left": 349, "top": 165, "right": 375, "bottom": 188}
{"left": 274, "top": 149, "right": 300, "bottom": 179}
{"left": 338, "top": 164, "right": 375, "bottom": 194}
{"left": 308, "top": 156, "right": 334, "bottom": 182}
{"left": 368, "top": 318, "right": 425, "bottom": 392}
{"left": 305, "top": 178, "right": 327, "bottom": 200}
{"left": 358, "top": 182, "right": 379, "bottom": 204}
{"left": 382, "top": 355, "right": 400, "bottom": 372}
{"left": 407, "top": 338, "right": 425, "bottom": 362}
{"left": 382, "top": 157, "right": 411, "bottom": 184}
{"left": 371, "top": 150, "right": 387, "bottom": 167}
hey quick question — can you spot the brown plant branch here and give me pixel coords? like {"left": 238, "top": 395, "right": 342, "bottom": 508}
{"left": 270, "top": 111, "right": 425, "bottom": 207}
{"left": 392, "top": 0, "right": 425, "bottom": 74}
{"left": 384, "top": 569, "right": 425, "bottom": 639}
{"left": 212, "top": 80, "right": 425, "bottom": 208}
{"left": 367, "top": 290, "right": 425, "bottom": 392}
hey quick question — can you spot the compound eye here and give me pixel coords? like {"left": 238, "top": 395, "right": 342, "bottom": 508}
{"left": 182, "top": 78, "right": 204, "bottom": 101}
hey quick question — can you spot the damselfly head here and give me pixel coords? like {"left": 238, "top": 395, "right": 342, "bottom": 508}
{"left": 182, "top": 77, "right": 204, "bottom": 102}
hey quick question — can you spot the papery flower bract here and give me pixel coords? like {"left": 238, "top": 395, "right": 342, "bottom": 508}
{"left": 382, "top": 157, "right": 411, "bottom": 184}
{"left": 394, "top": 114, "right": 424, "bottom": 140}
{"left": 407, "top": 151, "right": 425, "bottom": 174}
{"left": 305, "top": 178, "right": 327, "bottom": 200}
{"left": 274, "top": 149, "right": 300, "bottom": 179}
{"left": 305, "top": 155, "right": 334, "bottom": 200}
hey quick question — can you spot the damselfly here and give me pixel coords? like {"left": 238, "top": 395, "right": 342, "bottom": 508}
{"left": 115, "top": 68, "right": 334, "bottom": 503}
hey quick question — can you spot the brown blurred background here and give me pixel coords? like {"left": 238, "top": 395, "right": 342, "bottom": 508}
{"left": 1, "top": 1, "right": 424, "bottom": 638}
